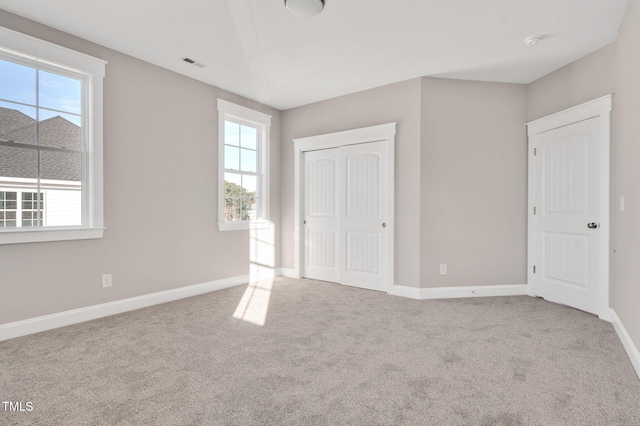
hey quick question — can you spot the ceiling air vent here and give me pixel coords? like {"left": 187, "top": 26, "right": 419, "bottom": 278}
{"left": 182, "top": 57, "right": 206, "bottom": 68}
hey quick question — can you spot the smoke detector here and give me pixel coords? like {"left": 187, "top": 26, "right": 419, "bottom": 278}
{"left": 285, "top": 0, "right": 324, "bottom": 18}
{"left": 524, "top": 36, "right": 542, "bottom": 47}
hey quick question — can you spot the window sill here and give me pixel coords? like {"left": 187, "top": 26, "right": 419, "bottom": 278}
{"left": 218, "top": 220, "right": 272, "bottom": 232}
{"left": 0, "top": 227, "right": 105, "bottom": 245}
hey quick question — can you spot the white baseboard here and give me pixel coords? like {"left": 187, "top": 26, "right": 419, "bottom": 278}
{"left": 391, "top": 285, "right": 422, "bottom": 299}
{"left": 0, "top": 274, "right": 254, "bottom": 342}
{"left": 277, "top": 267, "right": 297, "bottom": 278}
{"left": 393, "top": 284, "right": 528, "bottom": 300}
{"left": 610, "top": 309, "right": 640, "bottom": 380}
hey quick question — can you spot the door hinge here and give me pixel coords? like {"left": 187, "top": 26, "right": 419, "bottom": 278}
{"left": 534, "top": 147, "right": 537, "bottom": 156}
{"left": 533, "top": 265, "right": 536, "bottom": 273}
{"left": 534, "top": 206, "right": 536, "bottom": 215}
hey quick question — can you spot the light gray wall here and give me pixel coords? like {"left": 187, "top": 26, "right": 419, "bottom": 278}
{"left": 527, "top": 44, "right": 616, "bottom": 122}
{"left": 280, "top": 79, "right": 422, "bottom": 287}
{"left": 0, "top": 10, "right": 281, "bottom": 324}
{"left": 280, "top": 77, "right": 527, "bottom": 289}
{"left": 527, "top": 0, "right": 640, "bottom": 357}
{"left": 612, "top": 0, "right": 640, "bottom": 361}
{"left": 420, "top": 78, "right": 528, "bottom": 287}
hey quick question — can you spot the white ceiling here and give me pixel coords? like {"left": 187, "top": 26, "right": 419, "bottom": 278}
{"left": 0, "top": 0, "right": 629, "bottom": 110}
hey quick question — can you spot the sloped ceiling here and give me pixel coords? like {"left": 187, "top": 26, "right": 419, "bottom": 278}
{"left": 0, "top": 0, "right": 628, "bottom": 110}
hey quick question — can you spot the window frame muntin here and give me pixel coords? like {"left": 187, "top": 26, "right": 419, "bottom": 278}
{"left": 217, "top": 99, "right": 271, "bottom": 231}
{"left": 0, "top": 26, "right": 106, "bottom": 245}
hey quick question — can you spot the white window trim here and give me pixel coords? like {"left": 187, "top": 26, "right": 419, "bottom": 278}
{"left": 0, "top": 26, "right": 106, "bottom": 245}
{"left": 217, "top": 99, "right": 271, "bottom": 231}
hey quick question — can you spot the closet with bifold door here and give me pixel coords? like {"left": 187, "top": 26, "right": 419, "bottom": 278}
{"left": 301, "top": 134, "right": 392, "bottom": 292}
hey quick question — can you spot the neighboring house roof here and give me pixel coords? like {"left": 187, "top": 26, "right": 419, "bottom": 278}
{"left": 0, "top": 107, "right": 33, "bottom": 136}
{"left": 0, "top": 106, "right": 82, "bottom": 182}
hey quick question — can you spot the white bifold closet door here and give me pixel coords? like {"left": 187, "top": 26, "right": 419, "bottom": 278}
{"left": 303, "top": 141, "right": 388, "bottom": 292}
{"left": 304, "top": 148, "right": 340, "bottom": 283}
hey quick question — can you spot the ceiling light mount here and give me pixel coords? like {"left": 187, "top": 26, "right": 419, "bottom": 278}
{"left": 524, "top": 35, "right": 542, "bottom": 47}
{"left": 285, "top": 0, "right": 324, "bottom": 18}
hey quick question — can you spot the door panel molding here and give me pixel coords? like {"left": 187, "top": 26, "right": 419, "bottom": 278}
{"left": 526, "top": 95, "right": 612, "bottom": 319}
{"left": 293, "top": 123, "right": 396, "bottom": 293}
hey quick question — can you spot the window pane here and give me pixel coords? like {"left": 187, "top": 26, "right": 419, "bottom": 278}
{"left": 40, "top": 151, "right": 82, "bottom": 182}
{"left": 224, "top": 174, "right": 243, "bottom": 211}
{"left": 0, "top": 59, "right": 36, "bottom": 105}
{"left": 240, "top": 125, "right": 257, "bottom": 150}
{"left": 224, "top": 173, "right": 242, "bottom": 187}
{"left": 239, "top": 198, "right": 250, "bottom": 221}
{"left": 1, "top": 192, "right": 17, "bottom": 212}
{"left": 224, "top": 121, "right": 240, "bottom": 146}
{"left": 0, "top": 101, "right": 37, "bottom": 145}
{"left": 240, "top": 148, "right": 257, "bottom": 173}
{"left": 242, "top": 174, "right": 257, "bottom": 194}
{"left": 244, "top": 198, "right": 258, "bottom": 220}
{"left": 224, "top": 197, "right": 241, "bottom": 221}
{"left": 38, "top": 109, "right": 82, "bottom": 149}
{"left": 224, "top": 174, "right": 258, "bottom": 223}
{"left": 0, "top": 205, "right": 18, "bottom": 227}
{"left": 0, "top": 145, "right": 38, "bottom": 180}
{"left": 224, "top": 145, "right": 240, "bottom": 170}
{"left": 38, "top": 70, "right": 82, "bottom": 115}
{"left": 40, "top": 151, "right": 82, "bottom": 227}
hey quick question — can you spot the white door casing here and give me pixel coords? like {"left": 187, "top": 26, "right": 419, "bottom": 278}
{"left": 293, "top": 123, "right": 396, "bottom": 293}
{"left": 527, "top": 95, "right": 612, "bottom": 320}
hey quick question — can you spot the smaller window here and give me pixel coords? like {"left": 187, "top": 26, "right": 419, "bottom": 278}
{"left": 217, "top": 99, "right": 271, "bottom": 231}
{"left": 21, "top": 192, "right": 44, "bottom": 227}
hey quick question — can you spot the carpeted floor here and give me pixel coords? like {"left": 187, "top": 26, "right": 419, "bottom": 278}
{"left": 1, "top": 277, "right": 639, "bottom": 425}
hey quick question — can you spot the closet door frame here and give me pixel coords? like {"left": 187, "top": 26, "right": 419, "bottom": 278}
{"left": 293, "top": 123, "right": 396, "bottom": 293}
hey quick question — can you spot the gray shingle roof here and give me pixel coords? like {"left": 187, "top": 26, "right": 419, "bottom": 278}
{"left": 0, "top": 106, "right": 82, "bottom": 182}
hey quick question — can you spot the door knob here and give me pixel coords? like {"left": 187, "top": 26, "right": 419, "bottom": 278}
{"left": 382, "top": 223, "right": 387, "bottom": 228}
{"left": 587, "top": 222, "right": 598, "bottom": 229}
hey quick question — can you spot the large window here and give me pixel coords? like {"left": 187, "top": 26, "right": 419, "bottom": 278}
{"left": 217, "top": 99, "right": 271, "bottom": 231}
{"left": 0, "top": 26, "right": 105, "bottom": 244}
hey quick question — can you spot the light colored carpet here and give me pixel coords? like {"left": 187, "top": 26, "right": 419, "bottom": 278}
{"left": 1, "top": 277, "right": 639, "bottom": 425}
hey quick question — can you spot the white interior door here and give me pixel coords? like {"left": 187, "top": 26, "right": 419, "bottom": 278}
{"left": 303, "top": 148, "right": 340, "bottom": 282}
{"left": 302, "top": 141, "right": 390, "bottom": 292}
{"left": 528, "top": 96, "right": 611, "bottom": 318}
{"left": 295, "top": 123, "right": 396, "bottom": 293}
{"left": 341, "top": 141, "right": 387, "bottom": 291}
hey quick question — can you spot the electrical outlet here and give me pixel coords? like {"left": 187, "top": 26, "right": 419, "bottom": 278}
{"left": 102, "top": 274, "right": 112, "bottom": 288}
{"left": 440, "top": 264, "right": 447, "bottom": 275}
